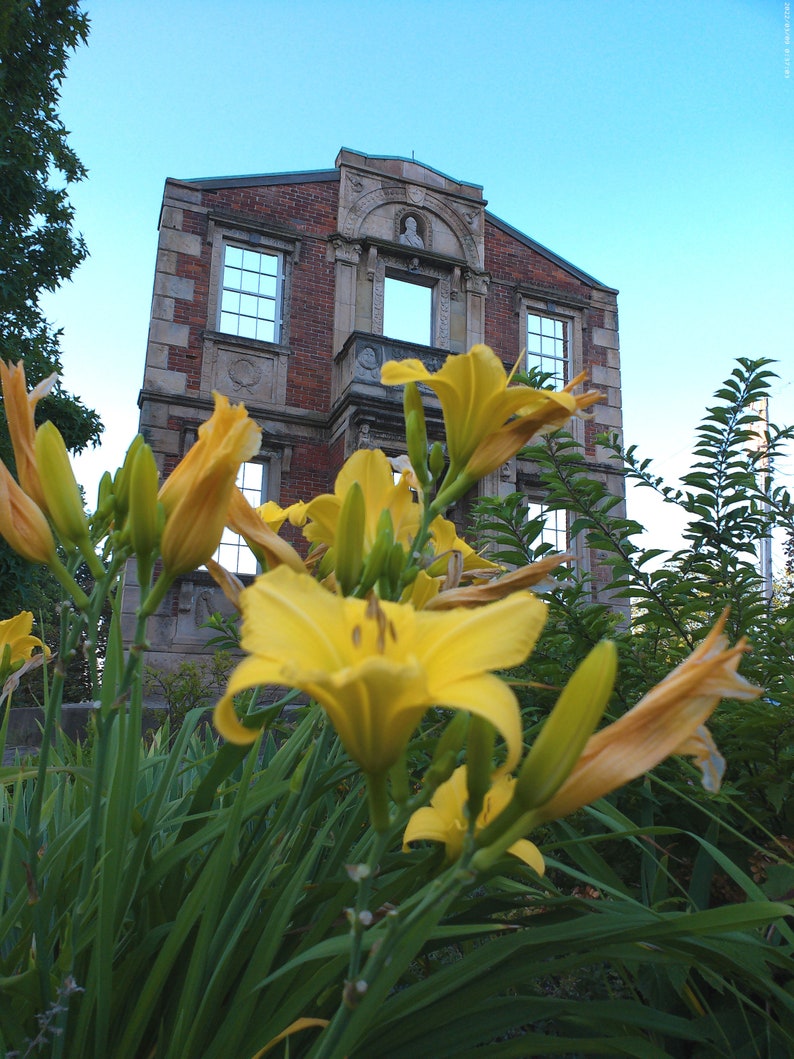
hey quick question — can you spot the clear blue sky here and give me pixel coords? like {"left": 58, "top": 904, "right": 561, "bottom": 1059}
{"left": 43, "top": 0, "right": 793, "bottom": 566}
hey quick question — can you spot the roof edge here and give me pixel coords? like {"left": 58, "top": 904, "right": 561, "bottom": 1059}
{"left": 174, "top": 169, "right": 341, "bottom": 190}
{"left": 486, "top": 211, "right": 618, "bottom": 293}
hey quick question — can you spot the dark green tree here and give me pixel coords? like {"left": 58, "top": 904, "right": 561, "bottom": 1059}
{"left": 0, "top": 0, "right": 102, "bottom": 647}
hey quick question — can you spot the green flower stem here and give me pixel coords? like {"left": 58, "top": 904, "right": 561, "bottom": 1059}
{"left": 365, "top": 771, "right": 391, "bottom": 833}
{"left": 138, "top": 568, "right": 174, "bottom": 620}
{"left": 27, "top": 599, "right": 83, "bottom": 1005}
{"left": 49, "top": 553, "right": 90, "bottom": 611}
{"left": 313, "top": 848, "right": 478, "bottom": 1059}
{"left": 471, "top": 807, "right": 539, "bottom": 873}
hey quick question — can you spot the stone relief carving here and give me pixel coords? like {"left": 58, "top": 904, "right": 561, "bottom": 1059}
{"left": 366, "top": 245, "right": 378, "bottom": 280}
{"left": 195, "top": 589, "right": 217, "bottom": 627}
{"left": 228, "top": 356, "right": 262, "bottom": 392}
{"left": 372, "top": 263, "right": 385, "bottom": 333}
{"left": 355, "top": 344, "right": 382, "bottom": 383}
{"left": 330, "top": 235, "right": 362, "bottom": 265}
{"left": 357, "top": 421, "right": 376, "bottom": 449}
{"left": 406, "top": 185, "right": 426, "bottom": 206}
{"left": 386, "top": 347, "right": 446, "bottom": 373}
{"left": 464, "top": 269, "right": 491, "bottom": 296}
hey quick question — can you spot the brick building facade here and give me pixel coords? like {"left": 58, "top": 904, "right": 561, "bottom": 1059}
{"left": 129, "top": 150, "right": 623, "bottom": 669}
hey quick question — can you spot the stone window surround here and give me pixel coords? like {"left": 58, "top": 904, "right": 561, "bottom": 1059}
{"left": 366, "top": 243, "right": 458, "bottom": 351}
{"left": 206, "top": 213, "right": 301, "bottom": 349}
{"left": 178, "top": 422, "right": 289, "bottom": 516}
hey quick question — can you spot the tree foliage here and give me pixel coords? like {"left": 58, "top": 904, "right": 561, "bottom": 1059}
{"left": 0, "top": 0, "right": 102, "bottom": 621}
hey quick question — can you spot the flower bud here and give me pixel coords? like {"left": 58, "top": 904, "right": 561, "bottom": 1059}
{"left": 466, "top": 715, "right": 496, "bottom": 822}
{"left": 515, "top": 640, "right": 617, "bottom": 811}
{"left": 404, "top": 383, "right": 430, "bottom": 487}
{"left": 128, "top": 443, "right": 163, "bottom": 573}
{"left": 114, "top": 434, "right": 145, "bottom": 526}
{"left": 34, "top": 420, "right": 89, "bottom": 546}
{"left": 334, "top": 479, "right": 365, "bottom": 595}
{"left": 0, "top": 461, "right": 56, "bottom": 565}
{"left": 358, "top": 508, "right": 395, "bottom": 594}
{"left": 429, "top": 441, "right": 446, "bottom": 483}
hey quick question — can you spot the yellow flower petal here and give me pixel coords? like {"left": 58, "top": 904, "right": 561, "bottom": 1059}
{"left": 0, "top": 611, "right": 48, "bottom": 670}
{"left": 382, "top": 345, "right": 601, "bottom": 481}
{"left": 507, "top": 838, "right": 546, "bottom": 874}
{"left": 0, "top": 460, "right": 57, "bottom": 565}
{"left": 215, "top": 567, "right": 542, "bottom": 774}
{"left": 534, "top": 612, "right": 761, "bottom": 821}
{"left": 404, "top": 765, "right": 545, "bottom": 873}
{"left": 227, "top": 488, "right": 307, "bottom": 573}
{"left": 303, "top": 448, "right": 420, "bottom": 554}
{"left": 0, "top": 359, "right": 57, "bottom": 511}
{"left": 157, "top": 393, "right": 261, "bottom": 577}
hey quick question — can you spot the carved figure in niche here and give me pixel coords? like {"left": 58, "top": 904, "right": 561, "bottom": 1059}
{"left": 399, "top": 215, "right": 424, "bottom": 249}
{"left": 356, "top": 345, "right": 381, "bottom": 383}
{"left": 357, "top": 422, "right": 377, "bottom": 449}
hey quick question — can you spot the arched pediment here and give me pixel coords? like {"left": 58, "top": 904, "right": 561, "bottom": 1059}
{"left": 338, "top": 184, "right": 483, "bottom": 271}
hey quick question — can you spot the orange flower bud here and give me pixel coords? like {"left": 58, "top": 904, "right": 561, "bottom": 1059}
{"left": 0, "top": 460, "right": 57, "bottom": 565}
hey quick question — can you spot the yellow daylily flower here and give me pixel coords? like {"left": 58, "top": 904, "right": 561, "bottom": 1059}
{"left": 301, "top": 448, "right": 420, "bottom": 553}
{"left": 381, "top": 344, "right": 601, "bottom": 484}
{"left": 158, "top": 393, "right": 261, "bottom": 578}
{"left": 404, "top": 765, "right": 544, "bottom": 872}
{"left": 427, "top": 515, "right": 501, "bottom": 578}
{"left": 532, "top": 612, "right": 761, "bottom": 822}
{"left": 256, "top": 499, "right": 308, "bottom": 533}
{"left": 0, "top": 358, "right": 57, "bottom": 511}
{"left": 0, "top": 460, "right": 57, "bottom": 565}
{"left": 214, "top": 565, "right": 547, "bottom": 775}
{"left": 227, "top": 488, "right": 307, "bottom": 574}
{"left": 0, "top": 611, "right": 49, "bottom": 676}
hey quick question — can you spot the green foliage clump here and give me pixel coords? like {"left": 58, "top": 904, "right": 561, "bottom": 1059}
{"left": 473, "top": 357, "right": 794, "bottom": 849}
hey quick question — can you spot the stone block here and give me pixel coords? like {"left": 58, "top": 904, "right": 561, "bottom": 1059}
{"left": 145, "top": 342, "right": 170, "bottom": 368}
{"left": 159, "top": 227, "right": 202, "bottom": 258}
{"left": 593, "top": 404, "right": 622, "bottom": 428}
{"left": 151, "top": 295, "right": 175, "bottom": 322}
{"left": 156, "top": 249, "right": 177, "bottom": 274}
{"left": 166, "top": 184, "right": 203, "bottom": 206}
{"left": 145, "top": 426, "right": 182, "bottom": 455}
{"left": 150, "top": 319, "right": 189, "bottom": 347}
{"left": 154, "top": 273, "right": 194, "bottom": 300}
{"left": 160, "top": 205, "right": 183, "bottom": 230}
{"left": 143, "top": 367, "right": 187, "bottom": 396}
{"left": 590, "top": 365, "right": 620, "bottom": 388}
{"left": 592, "top": 327, "right": 619, "bottom": 350}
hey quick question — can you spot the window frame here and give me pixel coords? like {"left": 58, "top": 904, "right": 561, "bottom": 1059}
{"left": 218, "top": 244, "right": 284, "bottom": 344}
{"left": 525, "top": 497, "right": 568, "bottom": 556}
{"left": 516, "top": 292, "right": 586, "bottom": 446}
{"left": 213, "top": 459, "right": 270, "bottom": 577}
{"left": 525, "top": 311, "right": 568, "bottom": 389}
{"left": 205, "top": 215, "right": 300, "bottom": 350}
